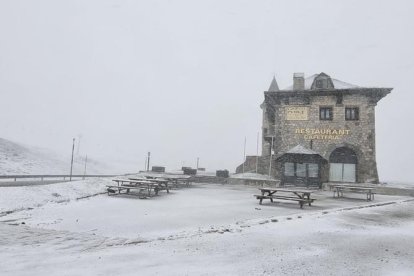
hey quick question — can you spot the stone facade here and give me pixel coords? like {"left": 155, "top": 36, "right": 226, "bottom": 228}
{"left": 238, "top": 72, "right": 392, "bottom": 184}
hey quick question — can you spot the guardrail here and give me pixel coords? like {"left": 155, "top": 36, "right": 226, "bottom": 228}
{"left": 0, "top": 174, "right": 117, "bottom": 181}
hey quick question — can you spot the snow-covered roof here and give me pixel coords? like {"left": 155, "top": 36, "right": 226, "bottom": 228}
{"left": 283, "top": 74, "right": 359, "bottom": 90}
{"left": 285, "top": 145, "right": 320, "bottom": 155}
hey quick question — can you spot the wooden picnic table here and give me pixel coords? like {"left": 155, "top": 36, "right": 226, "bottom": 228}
{"left": 108, "top": 179, "right": 164, "bottom": 197}
{"left": 159, "top": 175, "right": 192, "bottom": 188}
{"left": 129, "top": 177, "right": 170, "bottom": 193}
{"left": 331, "top": 184, "right": 375, "bottom": 201}
{"left": 255, "top": 187, "right": 316, "bottom": 208}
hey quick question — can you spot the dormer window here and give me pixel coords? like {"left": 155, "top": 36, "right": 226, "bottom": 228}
{"left": 311, "top": 72, "right": 335, "bottom": 90}
{"left": 316, "top": 79, "right": 325, "bottom": 89}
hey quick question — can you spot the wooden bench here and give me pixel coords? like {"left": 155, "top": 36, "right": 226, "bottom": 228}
{"left": 254, "top": 194, "right": 315, "bottom": 208}
{"left": 106, "top": 185, "right": 148, "bottom": 197}
{"left": 255, "top": 188, "right": 316, "bottom": 209}
{"left": 332, "top": 185, "right": 375, "bottom": 201}
{"left": 108, "top": 178, "right": 164, "bottom": 198}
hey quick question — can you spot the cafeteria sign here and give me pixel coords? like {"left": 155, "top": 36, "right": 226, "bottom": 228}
{"left": 286, "top": 106, "right": 309, "bottom": 120}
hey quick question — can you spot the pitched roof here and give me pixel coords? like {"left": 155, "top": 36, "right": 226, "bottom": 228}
{"left": 283, "top": 74, "right": 359, "bottom": 90}
{"left": 268, "top": 76, "right": 279, "bottom": 91}
{"left": 285, "top": 145, "right": 320, "bottom": 155}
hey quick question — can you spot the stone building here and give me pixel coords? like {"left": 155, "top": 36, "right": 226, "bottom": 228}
{"left": 237, "top": 72, "right": 392, "bottom": 187}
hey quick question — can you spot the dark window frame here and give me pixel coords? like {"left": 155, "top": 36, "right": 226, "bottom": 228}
{"left": 284, "top": 162, "right": 319, "bottom": 178}
{"left": 319, "top": 107, "right": 333, "bottom": 120}
{"left": 345, "top": 107, "right": 359, "bottom": 121}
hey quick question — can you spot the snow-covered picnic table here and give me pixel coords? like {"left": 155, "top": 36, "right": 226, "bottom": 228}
{"left": 107, "top": 178, "right": 168, "bottom": 198}
{"left": 145, "top": 175, "right": 192, "bottom": 188}
{"left": 254, "top": 187, "right": 316, "bottom": 208}
{"left": 331, "top": 184, "right": 376, "bottom": 201}
{"left": 129, "top": 177, "right": 170, "bottom": 193}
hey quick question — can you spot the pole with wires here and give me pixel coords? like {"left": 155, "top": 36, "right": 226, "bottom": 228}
{"left": 256, "top": 132, "right": 259, "bottom": 173}
{"left": 69, "top": 138, "right": 75, "bottom": 181}
{"left": 83, "top": 155, "right": 88, "bottom": 180}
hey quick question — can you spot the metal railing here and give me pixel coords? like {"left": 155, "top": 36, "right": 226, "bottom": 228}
{"left": 0, "top": 174, "right": 117, "bottom": 182}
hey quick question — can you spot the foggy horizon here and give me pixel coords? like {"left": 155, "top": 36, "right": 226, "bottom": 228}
{"left": 1, "top": 0, "right": 413, "bottom": 182}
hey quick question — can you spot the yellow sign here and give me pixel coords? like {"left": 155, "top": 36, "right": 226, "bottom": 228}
{"left": 286, "top": 106, "right": 309, "bottom": 120}
{"left": 295, "top": 128, "right": 351, "bottom": 140}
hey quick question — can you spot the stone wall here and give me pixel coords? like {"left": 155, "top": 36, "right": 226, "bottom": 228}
{"left": 260, "top": 93, "right": 381, "bottom": 183}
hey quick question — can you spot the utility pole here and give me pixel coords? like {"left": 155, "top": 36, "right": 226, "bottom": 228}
{"left": 146, "top": 152, "right": 151, "bottom": 171}
{"left": 196, "top": 157, "right": 199, "bottom": 170}
{"left": 83, "top": 154, "right": 88, "bottom": 180}
{"left": 77, "top": 134, "right": 82, "bottom": 155}
{"left": 242, "top": 137, "right": 246, "bottom": 173}
{"left": 256, "top": 132, "right": 259, "bottom": 173}
{"left": 70, "top": 138, "right": 75, "bottom": 181}
{"left": 268, "top": 136, "right": 274, "bottom": 177}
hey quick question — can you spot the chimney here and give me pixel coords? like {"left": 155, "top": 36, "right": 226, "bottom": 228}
{"left": 293, "top": 73, "right": 305, "bottom": 90}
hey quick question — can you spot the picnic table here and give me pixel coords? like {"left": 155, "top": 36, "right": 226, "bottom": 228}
{"left": 107, "top": 179, "right": 164, "bottom": 198}
{"left": 129, "top": 177, "right": 170, "bottom": 193}
{"left": 147, "top": 175, "right": 192, "bottom": 187}
{"left": 254, "top": 187, "right": 316, "bottom": 208}
{"left": 167, "top": 175, "right": 192, "bottom": 188}
{"left": 331, "top": 184, "right": 375, "bottom": 201}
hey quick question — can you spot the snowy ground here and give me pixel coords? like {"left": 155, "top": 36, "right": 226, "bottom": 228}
{"left": 1, "top": 180, "right": 414, "bottom": 275}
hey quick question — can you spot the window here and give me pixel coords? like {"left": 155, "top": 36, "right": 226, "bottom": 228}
{"left": 284, "top": 163, "right": 319, "bottom": 178}
{"left": 284, "top": 163, "right": 295, "bottom": 176}
{"left": 296, "top": 163, "right": 307, "bottom": 177}
{"left": 308, "top": 163, "right": 319, "bottom": 178}
{"left": 320, "top": 107, "right": 333, "bottom": 120}
{"left": 315, "top": 79, "right": 325, "bottom": 89}
{"left": 345, "top": 107, "right": 359, "bottom": 120}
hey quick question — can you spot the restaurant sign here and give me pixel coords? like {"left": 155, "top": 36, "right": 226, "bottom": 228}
{"left": 295, "top": 128, "right": 351, "bottom": 140}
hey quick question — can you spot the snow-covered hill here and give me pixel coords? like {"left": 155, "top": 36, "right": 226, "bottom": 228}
{"left": 0, "top": 138, "right": 110, "bottom": 175}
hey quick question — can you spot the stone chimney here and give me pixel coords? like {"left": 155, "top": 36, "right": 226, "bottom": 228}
{"left": 293, "top": 73, "right": 305, "bottom": 90}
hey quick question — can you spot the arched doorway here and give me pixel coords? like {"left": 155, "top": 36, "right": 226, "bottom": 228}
{"left": 329, "top": 147, "right": 357, "bottom": 182}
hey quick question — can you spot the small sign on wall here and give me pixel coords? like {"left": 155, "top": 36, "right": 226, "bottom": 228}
{"left": 285, "top": 106, "right": 309, "bottom": 120}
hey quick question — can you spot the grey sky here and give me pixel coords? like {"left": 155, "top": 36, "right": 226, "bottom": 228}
{"left": 1, "top": 0, "right": 413, "bottom": 181}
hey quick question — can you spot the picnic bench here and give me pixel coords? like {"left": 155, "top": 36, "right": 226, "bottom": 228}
{"left": 254, "top": 188, "right": 316, "bottom": 208}
{"left": 331, "top": 184, "right": 375, "bottom": 201}
{"left": 139, "top": 174, "right": 192, "bottom": 188}
{"left": 167, "top": 175, "right": 192, "bottom": 188}
{"left": 107, "top": 179, "right": 165, "bottom": 198}
{"left": 129, "top": 177, "right": 170, "bottom": 193}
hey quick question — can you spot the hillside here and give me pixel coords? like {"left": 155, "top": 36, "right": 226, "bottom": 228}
{"left": 0, "top": 138, "right": 110, "bottom": 175}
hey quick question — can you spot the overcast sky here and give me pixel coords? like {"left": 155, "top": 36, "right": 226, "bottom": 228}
{"left": 1, "top": 0, "right": 413, "bottom": 181}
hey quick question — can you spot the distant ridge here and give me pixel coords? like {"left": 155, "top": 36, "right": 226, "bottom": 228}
{"left": 0, "top": 138, "right": 109, "bottom": 175}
